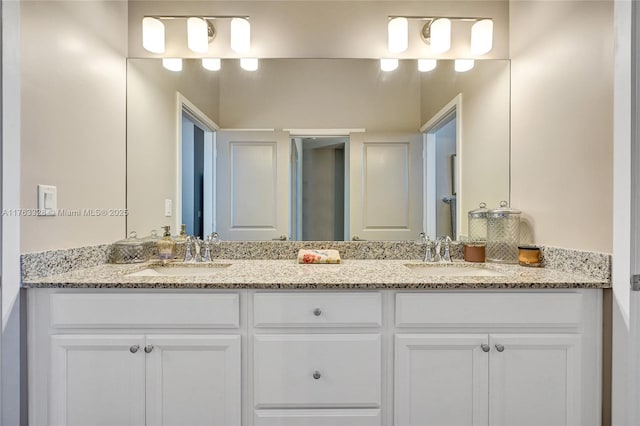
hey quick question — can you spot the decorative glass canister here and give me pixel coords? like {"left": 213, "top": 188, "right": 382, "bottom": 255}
{"left": 486, "top": 201, "right": 521, "bottom": 263}
{"left": 112, "top": 231, "right": 147, "bottom": 264}
{"left": 468, "top": 202, "right": 489, "bottom": 243}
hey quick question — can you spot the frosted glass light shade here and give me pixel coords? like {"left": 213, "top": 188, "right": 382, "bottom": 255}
{"left": 455, "top": 59, "right": 474, "bottom": 72}
{"left": 418, "top": 59, "right": 437, "bottom": 72}
{"left": 240, "top": 58, "right": 259, "bottom": 71}
{"left": 162, "top": 58, "right": 183, "bottom": 72}
{"left": 430, "top": 18, "right": 451, "bottom": 54}
{"left": 231, "top": 18, "right": 251, "bottom": 53}
{"left": 470, "top": 19, "right": 494, "bottom": 55}
{"left": 187, "top": 18, "right": 209, "bottom": 53}
{"left": 380, "top": 58, "right": 399, "bottom": 72}
{"left": 202, "top": 58, "right": 221, "bottom": 71}
{"left": 388, "top": 17, "right": 408, "bottom": 53}
{"left": 142, "top": 17, "right": 165, "bottom": 53}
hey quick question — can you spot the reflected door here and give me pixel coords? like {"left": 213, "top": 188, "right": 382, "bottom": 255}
{"left": 216, "top": 130, "right": 290, "bottom": 240}
{"left": 349, "top": 132, "right": 423, "bottom": 241}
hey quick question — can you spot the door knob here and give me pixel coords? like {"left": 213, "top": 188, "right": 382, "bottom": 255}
{"left": 313, "top": 308, "right": 322, "bottom": 316}
{"left": 129, "top": 345, "right": 140, "bottom": 354}
{"left": 481, "top": 344, "right": 490, "bottom": 352}
{"left": 495, "top": 344, "right": 505, "bottom": 352}
{"left": 144, "top": 345, "right": 154, "bottom": 353}
{"left": 312, "top": 370, "right": 321, "bottom": 380}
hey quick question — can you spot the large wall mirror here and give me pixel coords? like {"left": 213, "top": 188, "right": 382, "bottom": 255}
{"left": 127, "top": 58, "right": 510, "bottom": 241}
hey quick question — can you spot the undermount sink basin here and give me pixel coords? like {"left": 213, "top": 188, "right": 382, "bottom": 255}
{"left": 127, "top": 263, "right": 232, "bottom": 277}
{"left": 403, "top": 263, "right": 506, "bottom": 277}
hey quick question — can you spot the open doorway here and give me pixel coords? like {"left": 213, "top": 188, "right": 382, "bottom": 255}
{"left": 291, "top": 136, "right": 348, "bottom": 241}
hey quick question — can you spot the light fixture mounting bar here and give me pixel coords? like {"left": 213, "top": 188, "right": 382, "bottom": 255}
{"left": 144, "top": 15, "right": 249, "bottom": 20}
{"left": 387, "top": 16, "right": 490, "bottom": 22}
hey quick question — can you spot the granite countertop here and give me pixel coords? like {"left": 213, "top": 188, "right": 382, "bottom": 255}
{"left": 22, "top": 259, "right": 610, "bottom": 289}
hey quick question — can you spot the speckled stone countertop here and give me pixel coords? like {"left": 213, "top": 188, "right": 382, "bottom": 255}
{"left": 22, "top": 259, "right": 610, "bottom": 289}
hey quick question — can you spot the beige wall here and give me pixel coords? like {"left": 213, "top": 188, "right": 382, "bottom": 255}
{"left": 219, "top": 59, "right": 420, "bottom": 131}
{"left": 128, "top": 1, "right": 509, "bottom": 59}
{"left": 20, "top": 1, "right": 128, "bottom": 252}
{"left": 421, "top": 60, "right": 511, "bottom": 237}
{"left": 510, "top": 0, "right": 613, "bottom": 253}
{"left": 127, "top": 59, "right": 219, "bottom": 235}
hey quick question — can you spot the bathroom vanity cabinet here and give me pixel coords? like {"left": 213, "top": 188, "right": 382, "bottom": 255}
{"left": 28, "top": 288, "right": 602, "bottom": 426}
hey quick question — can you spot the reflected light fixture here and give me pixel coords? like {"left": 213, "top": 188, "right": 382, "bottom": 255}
{"left": 380, "top": 58, "right": 399, "bottom": 72}
{"left": 418, "top": 58, "right": 437, "bottom": 72}
{"left": 142, "top": 17, "right": 165, "bottom": 53}
{"left": 388, "top": 17, "right": 408, "bottom": 53}
{"left": 429, "top": 18, "right": 451, "bottom": 54}
{"left": 454, "top": 59, "right": 474, "bottom": 72}
{"left": 187, "top": 18, "right": 211, "bottom": 53}
{"left": 231, "top": 18, "right": 251, "bottom": 54}
{"left": 240, "top": 57, "right": 259, "bottom": 71}
{"left": 202, "top": 58, "right": 221, "bottom": 71}
{"left": 162, "top": 58, "right": 183, "bottom": 72}
{"left": 470, "top": 19, "right": 494, "bottom": 55}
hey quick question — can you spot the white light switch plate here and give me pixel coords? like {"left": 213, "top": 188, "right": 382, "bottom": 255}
{"left": 38, "top": 185, "right": 57, "bottom": 216}
{"left": 164, "top": 199, "right": 172, "bottom": 217}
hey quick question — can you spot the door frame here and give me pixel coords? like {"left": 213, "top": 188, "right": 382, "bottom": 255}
{"left": 420, "top": 94, "right": 462, "bottom": 239}
{"left": 175, "top": 93, "right": 219, "bottom": 234}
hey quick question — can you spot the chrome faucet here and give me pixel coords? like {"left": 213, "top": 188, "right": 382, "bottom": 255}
{"left": 440, "top": 236, "right": 452, "bottom": 263}
{"left": 418, "top": 233, "right": 436, "bottom": 262}
{"left": 420, "top": 233, "right": 452, "bottom": 263}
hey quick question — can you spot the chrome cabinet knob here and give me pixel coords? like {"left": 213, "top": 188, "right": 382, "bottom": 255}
{"left": 312, "top": 370, "right": 321, "bottom": 380}
{"left": 481, "top": 344, "right": 490, "bottom": 352}
{"left": 313, "top": 308, "right": 322, "bottom": 316}
{"left": 495, "top": 344, "right": 505, "bottom": 352}
{"left": 129, "top": 345, "right": 140, "bottom": 354}
{"left": 144, "top": 345, "right": 154, "bottom": 353}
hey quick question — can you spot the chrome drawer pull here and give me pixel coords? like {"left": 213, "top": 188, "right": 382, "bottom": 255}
{"left": 481, "top": 344, "right": 490, "bottom": 352}
{"left": 313, "top": 308, "right": 322, "bottom": 316}
{"left": 129, "top": 345, "right": 140, "bottom": 354}
{"left": 495, "top": 344, "right": 505, "bottom": 352}
{"left": 144, "top": 345, "right": 154, "bottom": 353}
{"left": 312, "top": 370, "right": 321, "bottom": 380}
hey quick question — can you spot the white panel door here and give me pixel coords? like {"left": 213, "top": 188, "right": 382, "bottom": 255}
{"left": 145, "top": 335, "right": 241, "bottom": 426}
{"left": 349, "top": 132, "right": 422, "bottom": 240}
{"left": 216, "top": 130, "right": 290, "bottom": 240}
{"left": 395, "top": 334, "right": 489, "bottom": 426}
{"left": 49, "top": 335, "right": 146, "bottom": 426}
{"left": 489, "top": 334, "right": 582, "bottom": 426}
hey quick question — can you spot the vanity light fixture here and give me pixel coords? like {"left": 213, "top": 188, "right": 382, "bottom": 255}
{"left": 187, "top": 17, "right": 214, "bottom": 53}
{"left": 162, "top": 58, "right": 183, "bottom": 72}
{"left": 231, "top": 18, "right": 251, "bottom": 54}
{"left": 428, "top": 18, "right": 451, "bottom": 54}
{"left": 418, "top": 58, "right": 437, "bottom": 72}
{"left": 202, "top": 58, "right": 221, "bottom": 71}
{"left": 454, "top": 59, "right": 474, "bottom": 72}
{"left": 142, "top": 17, "right": 165, "bottom": 53}
{"left": 388, "top": 17, "right": 409, "bottom": 53}
{"left": 240, "top": 57, "right": 259, "bottom": 71}
{"left": 470, "top": 19, "right": 493, "bottom": 55}
{"left": 380, "top": 58, "right": 399, "bottom": 72}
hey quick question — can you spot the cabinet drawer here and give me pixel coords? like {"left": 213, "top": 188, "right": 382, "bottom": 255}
{"left": 253, "top": 334, "right": 381, "bottom": 408}
{"left": 253, "top": 292, "right": 381, "bottom": 327}
{"left": 254, "top": 409, "right": 381, "bottom": 426}
{"left": 396, "top": 292, "right": 582, "bottom": 328}
{"left": 50, "top": 293, "right": 239, "bottom": 328}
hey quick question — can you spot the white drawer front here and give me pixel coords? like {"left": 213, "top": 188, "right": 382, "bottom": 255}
{"left": 396, "top": 292, "right": 583, "bottom": 328}
{"left": 254, "top": 409, "right": 381, "bottom": 426}
{"left": 253, "top": 292, "right": 381, "bottom": 327}
{"left": 50, "top": 293, "right": 240, "bottom": 328}
{"left": 253, "top": 334, "right": 381, "bottom": 408}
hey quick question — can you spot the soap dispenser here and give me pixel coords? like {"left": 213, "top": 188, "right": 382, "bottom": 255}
{"left": 157, "top": 225, "right": 176, "bottom": 263}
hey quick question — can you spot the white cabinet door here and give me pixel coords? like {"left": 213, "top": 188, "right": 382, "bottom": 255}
{"left": 395, "top": 334, "right": 489, "bottom": 426}
{"left": 349, "top": 132, "right": 423, "bottom": 240}
{"left": 489, "top": 334, "right": 582, "bottom": 426}
{"left": 50, "top": 335, "right": 146, "bottom": 426}
{"left": 145, "top": 335, "right": 241, "bottom": 426}
{"left": 216, "top": 130, "right": 290, "bottom": 240}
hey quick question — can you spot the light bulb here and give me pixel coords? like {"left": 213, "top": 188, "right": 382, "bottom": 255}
{"left": 162, "top": 58, "right": 183, "bottom": 72}
{"left": 388, "top": 17, "right": 408, "bottom": 53}
{"left": 430, "top": 18, "right": 451, "bottom": 54}
{"left": 240, "top": 57, "right": 259, "bottom": 71}
{"left": 231, "top": 18, "right": 251, "bottom": 54}
{"left": 142, "top": 17, "right": 165, "bottom": 54}
{"left": 202, "top": 58, "right": 221, "bottom": 71}
{"left": 455, "top": 59, "right": 474, "bottom": 72}
{"left": 418, "top": 59, "right": 437, "bottom": 72}
{"left": 470, "top": 19, "right": 493, "bottom": 55}
{"left": 187, "top": 18, "right": 209, "bottom": 53}
{"left": 380, "top": 58, "right": 399, "bottom": 72}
